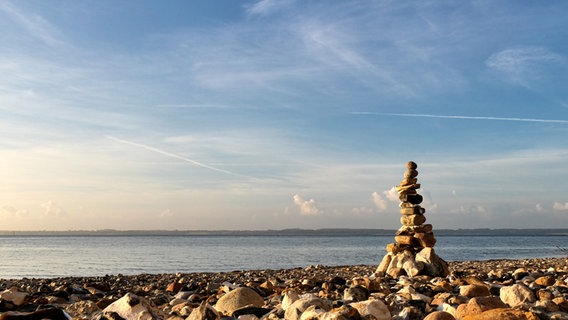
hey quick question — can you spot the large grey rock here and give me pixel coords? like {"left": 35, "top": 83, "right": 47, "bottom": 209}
{"left": 214, "top": 287, "right": 264, "bottom": 316}
{"left": 0, "top": 287, "right": 28, "bottom": 306}
{"left": 499, "top": 283, "right": 536, "bottom": 307}
{"left": 415, "top": 247, "right": 449, "bottom": 277}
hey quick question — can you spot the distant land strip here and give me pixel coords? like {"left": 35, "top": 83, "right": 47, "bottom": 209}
{"left": 0, "top": 228, "right": 567, "bottom": 237}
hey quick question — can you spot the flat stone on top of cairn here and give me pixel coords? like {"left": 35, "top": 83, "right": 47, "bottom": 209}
{"left": 375, "top": 161, "right": 450, "bottom": 278}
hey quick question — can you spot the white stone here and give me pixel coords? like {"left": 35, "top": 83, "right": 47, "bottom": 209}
{"left": 102, "top": 293, "right": 163, "bottom": 320}
{"left": 398, "top": 286, "right": 432, "bottom": 304}
{"left": 284, "top": 297, "right": 332, "bottom": 320}
{"left": 299, "top": 305, "right": 325, "bottom": 320}
{"left": 499, "top": 283, "right": 536, "bottom": 307}
{"left": 350, "top": 299, "right": 392, "bottom": 320}
{"left": 282, "top": 290, "right": 300, "bottom": 311}
{"left": 399, "top": 250, "right": 423, "bottom": 277}
{"left": 436, "top": 303, "right": 458, "bottom": 319}
{"left": 376, "top": 252, "right": 392, "bottom": 275}
{"left": 386, "top": 254, "right": 403, "bottom": 278}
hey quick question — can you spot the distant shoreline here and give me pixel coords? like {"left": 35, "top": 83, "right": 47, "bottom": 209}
{"left": 1, "top": 228, "right": 567, "bottom": 237}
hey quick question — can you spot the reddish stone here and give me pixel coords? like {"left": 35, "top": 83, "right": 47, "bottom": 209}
{"left": 461, "top": 308, "right": 539, "bottom": 320}
{"left": 167, "top": 282, "right": 183, "bottom": 293}
{"left": 424, "top": 311, "right": 456, "bottom": 320}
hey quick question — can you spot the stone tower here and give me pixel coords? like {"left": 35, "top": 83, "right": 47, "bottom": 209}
{"left": 375, "top": 161, "right": 449, "bottom": 278}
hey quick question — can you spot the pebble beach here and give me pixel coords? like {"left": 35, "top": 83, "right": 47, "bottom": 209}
{"left": 1, "top": 257, "right": 567, "bottom": 320}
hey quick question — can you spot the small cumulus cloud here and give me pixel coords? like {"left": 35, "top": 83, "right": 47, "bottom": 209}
{"left": 553, "top": 202, "right": 568, "bottom": 211}
{"left": 371, "top": 192, "right": 387, "bottom": 211}
{"left": 451, "top": 205, "right": 488, "bottom": 218}
{"left": 0, "top": 205, "right": 29, "bottom": 218}
{"left": 40, "top": 200, "right": 66, "bottom": 217}
{"left": 293, "top": 194, "right": 321, "bottom": 216}
{"left": 383, "top": 187, "right": 398, "bottom": 202}
{"left": 351, "top": 207, "right": 373, "bottom": 215}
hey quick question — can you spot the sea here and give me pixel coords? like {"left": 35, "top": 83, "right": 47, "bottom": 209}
{"left": 0, "top": 234, "right": 566, "bottom": 279}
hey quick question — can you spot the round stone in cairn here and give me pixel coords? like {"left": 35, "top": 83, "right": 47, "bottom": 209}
{"left": 406, "top": 161, "right": 417, "bottom": 169}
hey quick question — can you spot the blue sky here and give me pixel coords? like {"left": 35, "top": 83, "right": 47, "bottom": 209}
{"left": 1, "top": 0, "right": 568, "bottom": 231}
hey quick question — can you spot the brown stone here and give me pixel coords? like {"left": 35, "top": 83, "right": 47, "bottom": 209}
{"left": 404, "top": 169, "right": 418, "bottom": 178}
{"left": 414, "top": 232, "right": 437, "bottom": 247}
{"left": 462, "top": 276, "right": 488, "bottom": 287}
{"left": 401, "top": 214, "right": 426, "bottom": 226}
{"left": 0, "top": 308, "right": 70, "bottom": 320}
{"left": 395, "top": 235, "right": 415, "bottom": 245}
{"left": 553, "top": 297, "right": 568, "bottom": 312}
{"left": 424, "top": 311, "right": 456, "bottom": 320}
{"left": 461, "top": 308, "right": 539, "bottom": 320}
{"left": 538, "top": 289, "right": 554, "bottom": 301}
{"left": 535, "top": 275, "right": 556, "bottom": 287}
{"left": 399, "top": 201, "right": 416, "bottom": 208}
{"left": 406, "top": 161, "right": 418, "bottom": 169}
{"left": 167, "top": 281, "right": 183, "bottom": 293}
{"left": 395, "top": 227, "right": 412, "bottom": 235}
{"left": 459, "top": 285, "right": 490, "bottom": 298}
{"left": 400, "top": 206, "right": 425, "bottom": 215}
{"left": 386, "top": 242, "right": 409, "bottom": 254}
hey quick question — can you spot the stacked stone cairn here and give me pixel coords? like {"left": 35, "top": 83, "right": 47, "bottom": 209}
{"left": 375, "top": 161, "right": 450, "bottom": 278}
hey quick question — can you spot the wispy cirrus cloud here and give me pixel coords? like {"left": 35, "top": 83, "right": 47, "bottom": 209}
{"left": 486, "top": 47, "right": 564, "bottom": 87}
{"left": 352, "top": 112, "right": 568, "bottom": 124}
{"left": 0, "top": 1, "right": 65, "bottom": 47}
{"left": 106, "top": 136, "right": 255, "bottom": 179}
{"left": 245, "top": 0, "right": 296, "bottom": 17}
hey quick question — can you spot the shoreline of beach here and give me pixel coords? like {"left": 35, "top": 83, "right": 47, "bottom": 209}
{"left": 0, "top": 257, "right": 567, "bottom": 319}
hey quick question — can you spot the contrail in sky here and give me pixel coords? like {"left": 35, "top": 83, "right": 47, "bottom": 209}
{"left": 106, "top": 135, "right": 252, "bottom": 179}
{"left": 351, "top": 112, "right": 568, "bottom": 124}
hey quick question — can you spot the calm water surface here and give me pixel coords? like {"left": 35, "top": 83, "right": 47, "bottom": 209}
{"left": 0, "top": 235, "right": 566, "bottom": 278}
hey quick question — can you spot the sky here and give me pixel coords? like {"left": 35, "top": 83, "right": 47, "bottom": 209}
{"left": 1, "top": 0, "right": 568, "bottom": 231}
